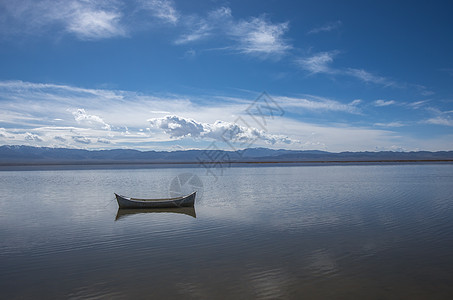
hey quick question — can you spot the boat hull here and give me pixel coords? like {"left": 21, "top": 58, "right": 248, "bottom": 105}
{"left": 115, "top": 192, "right": 196, "bottom": 209}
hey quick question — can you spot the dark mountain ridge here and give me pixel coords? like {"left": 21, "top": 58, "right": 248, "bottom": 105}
{"left": 1, "top": 145, "right": 453, "bottom": 165}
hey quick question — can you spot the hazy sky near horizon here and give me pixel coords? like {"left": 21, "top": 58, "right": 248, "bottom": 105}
{"left": 1, "top": 0, "right": 453, "bottom": 152}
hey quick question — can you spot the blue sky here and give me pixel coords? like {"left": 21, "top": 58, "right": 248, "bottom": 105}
{"left": 1, "top": 0, "right": 453, "bottom": 152}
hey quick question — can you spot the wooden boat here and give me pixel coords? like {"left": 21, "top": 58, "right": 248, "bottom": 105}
{"left": 114, "top": 191, "right": 196, "bottom": 209}
{"left": 115, "top": 207, "right": 196, "bottom": 221}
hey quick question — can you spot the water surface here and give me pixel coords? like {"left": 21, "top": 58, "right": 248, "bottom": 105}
{"left": 1, "top": 164, "right": 453, "bottom": 299}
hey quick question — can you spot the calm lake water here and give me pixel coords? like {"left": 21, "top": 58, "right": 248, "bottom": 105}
{"left": 1, "top": 164, "right": 453, "bottom": 299}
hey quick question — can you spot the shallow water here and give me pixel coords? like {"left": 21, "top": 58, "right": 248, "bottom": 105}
{"left": 1, "top": 164, "right": 453, "bottom": 299}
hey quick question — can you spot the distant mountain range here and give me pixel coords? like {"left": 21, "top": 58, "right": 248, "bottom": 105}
{"left": 1, "top": 145, "right": 453, "bottom": 165}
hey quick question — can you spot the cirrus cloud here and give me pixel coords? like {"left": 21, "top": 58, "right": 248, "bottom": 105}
{"left": 297, "top": 51, "right": 338, "bottom": 74}
{"left": 424, "top": 116, "right": 453, "bottom": 127}
{"left": 307, "top": 20, "right": 342, "bottom": 35}
{"left": 297, "top": 52, "right": 398, "bottom": 87}
{"left": 374, "top": 99, "right": 396, "bottom": 107}
{"left": 1, "top": 0, "right": 127, "bottom": 40}
{"left": 174, "top": 7, "right": 291, "bottom": 58}
{"left": 140, "top": 0, "right": 179, "bottom": 24}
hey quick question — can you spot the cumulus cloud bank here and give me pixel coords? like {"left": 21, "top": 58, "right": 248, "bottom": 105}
{"left": 2, "top": 80, "right": 449, "bottom": 151}
{"left": 148, "top": 115, "right": 295, "bottom": 145}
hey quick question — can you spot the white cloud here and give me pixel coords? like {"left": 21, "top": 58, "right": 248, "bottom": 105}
{"left": 0, "top": 80, "right": 123, "bottom": 98}
{"left": 65, "top": 3, "right": 125, "bottom": 40}
{"left": 140, "top": 0, "right": 179, "bottom": 24}
{"left": 307, "top": 20, "right": 342, "bottom": 35}
{"left": 72, "top": 108, "right": 111, "bottom": 130}
{"left": 175, "top": 17, "right": 211, "bottom": 44}
{"left": 175, "top": 7, "right": 291, "bottom": 58}
{"left": 272, "top": 118, "right": 403, "bottom": 152}
{"left": 208, "top": 6, "right": 233, "bottom": 20}
{"left": 148, "top": 115, "right": 204, "bottom": 138}
{"left": 0, "top": 80, "right": 195, "bottom": 129}
{"left": 149, "top": 110, "right": 171, "bottom": 114}
{"left": 275, "top": 95, "right": 361, "bottom": 114}
{"left": 1, "top": 80, "right": 451, "bottom": 151}
{"left": 408, "top": 100, "right": 428, "bottom": 109}
{"left": 0, "top": 128, "right": 54, "bottom": 144}
{"left": 229, "top": 17, "right": 291, "bottom": 56}
{"left": 0, "top": 128, "right": 15, "bottom": 139}
{"left": 345, "top": 68, "right": 397, "bottom": 87}
{"left": 297, "top": 52, "right": 337, "bottom": 74}
{"left": 174, "top": 7, "right": 229, "bottom": 45}
{"left": 148, "top": 115, "right": 296, "bottom": 145}
{"left": 204, "top": 120, "right": 293, "bottom": 145}
{"left": 424, "top": 116, "right": 453, "bottom": 126}
{"left": 374, "top": 122, "right": 405, "bottom": 127}
{"left": 1, "top": 0, "right": 127, "bottom": 40}
{"left": 420, "top": 107, "right": 453, "bottom": 127}
{"left": 297, "top": 52, "right": 399, "bottom": 88}
{"left": 374, "top": 99, "right": 396, "bottom": 107}
{"left": 3, "top": 2, "right": 291, "bottom": 58}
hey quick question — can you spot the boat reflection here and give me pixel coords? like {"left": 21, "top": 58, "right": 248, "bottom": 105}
{"left": 115, "top": 206, "right": 196, "bottom": 221}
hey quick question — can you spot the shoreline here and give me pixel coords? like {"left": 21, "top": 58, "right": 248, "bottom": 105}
{"left": 1, "top": 159, "right": 453, "bottom": 167}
